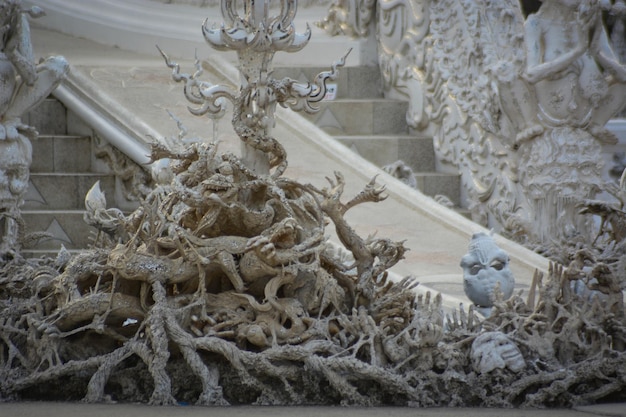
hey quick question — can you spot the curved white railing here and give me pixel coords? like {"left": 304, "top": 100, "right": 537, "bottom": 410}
{"left": 53, "top": 68, "right": 155, "bottom": 167}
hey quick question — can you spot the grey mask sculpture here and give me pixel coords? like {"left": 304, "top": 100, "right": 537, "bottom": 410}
{"left": 460, "top": 233, "right": 514, "bottom": 315}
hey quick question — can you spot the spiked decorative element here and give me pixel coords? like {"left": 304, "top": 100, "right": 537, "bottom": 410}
{"left": 162, "top": 0, "right": 349, "bottom": 176}
{"left": 202, "top": 0, "right": 311, "bottom": 54}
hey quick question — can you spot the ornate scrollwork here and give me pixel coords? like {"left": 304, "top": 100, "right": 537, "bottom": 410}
{"left": 161, "top": 0, "right": 349, "bottom": 177}
{"left": 376, "top": 0, "right": 626, "bottom": 245}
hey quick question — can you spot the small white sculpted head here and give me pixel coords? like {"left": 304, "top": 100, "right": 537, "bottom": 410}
{"left": 471, "top": 331, "right": 525, "bottom": 374}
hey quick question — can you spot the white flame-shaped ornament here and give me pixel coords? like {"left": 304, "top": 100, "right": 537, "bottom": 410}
{"left": 202, "top": 0, "right": 311, "bottom": 54}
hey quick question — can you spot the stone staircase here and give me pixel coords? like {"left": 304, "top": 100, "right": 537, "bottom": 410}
{"left": 273, "top": 65, "right": 462, "bottom": 207}
{"left": 17, "top": 64, "right": 461, "bottom": 257}
{"left": 20, "top": 97, "right": 117, "bottom": 257}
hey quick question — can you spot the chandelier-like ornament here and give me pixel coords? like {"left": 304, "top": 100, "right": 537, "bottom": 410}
{"left": 161, "top": 0, "right": 349, "bottom": 176}
{"left": 202, "top": 0, "right": 311, "bottom": 54}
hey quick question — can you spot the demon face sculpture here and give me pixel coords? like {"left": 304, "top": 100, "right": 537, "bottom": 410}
{"left": 460, "top": 233, "right": 515, "bottom": 314}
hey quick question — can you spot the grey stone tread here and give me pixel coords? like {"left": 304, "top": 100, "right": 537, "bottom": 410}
{"left": 414, "top": 172, "right": 460, "bottom": 177}
{"left": 29, "top": 172, "right": 111, "bottom": 177}
{"left": 24, "top": 174, "right": 115, "bottom": 210}
{"left": 333, "top": 134, "right": 432, "bottom": 139}
{"left": 36, "top": 134, "right": 88, "bottom": 139}
{"left": 30, "top": 134, "right": 94, "bottom": 173}
{"left": 21, "top": 209, "right": 87, "bottom": 214}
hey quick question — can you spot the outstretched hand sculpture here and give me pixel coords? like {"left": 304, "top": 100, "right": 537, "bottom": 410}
{"left": 0, "top": 0, "right": 68, "bottom": 258}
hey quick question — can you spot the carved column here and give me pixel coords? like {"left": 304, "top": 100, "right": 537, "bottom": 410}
{"left": 202, "top": 0, "right": 311, "bottom": 175}
{"left": 162, "top": 0, "right": 346, "bottom": 179}
{"left": 0, "top": 1, "right": 68, "bottom": 259}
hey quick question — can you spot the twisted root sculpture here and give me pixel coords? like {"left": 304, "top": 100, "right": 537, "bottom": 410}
{"left": 0, "top": 129, "right": 624, "bottom": 406}
{"left": 0, "top": 131, "right": 414, "bottom": 405}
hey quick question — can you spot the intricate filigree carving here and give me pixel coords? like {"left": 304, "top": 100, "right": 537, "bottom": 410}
{"left": 376, "top": 0, "right": 626, "bottom": 245}
{"left": 317, "top": 0, "right": 376, "bottom": 37}
{"left": 161, "top": 0, "right": 347, "bottom": 175}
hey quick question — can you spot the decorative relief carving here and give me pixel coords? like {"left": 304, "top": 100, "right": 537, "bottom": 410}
{"left": 374, "top": 0, "right": 626, "bottom": 244}
{"left": 0, "top": 0, "right": 68, "bottom": 258}
{"left": 317, "top": 0, "right": 376, "bottom": 37}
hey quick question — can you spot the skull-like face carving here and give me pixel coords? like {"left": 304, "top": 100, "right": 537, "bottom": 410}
{"left": 460, "top": 233, "right": 514, "bottom": 308}
{"left": 471, "top": 331, "right": 525, "bottom": 374}
{"left": 0, "top": 136, "right": 32, "bottom": 210}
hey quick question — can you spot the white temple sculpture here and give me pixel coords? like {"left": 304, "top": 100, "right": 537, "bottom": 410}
{"left": 0, "top": 0, "right": 68, "bottom": 258}
{"left": 0, "top": 0, "right": 625, "bottom": 408}
{"left": 325, "top": 0, "right": 626, "bottom": 245}
{"left": 161, "top": 0, "right": 346, "bottom": 176}
{"left": 317, "top": 0, "right": 376, "bottom": 37}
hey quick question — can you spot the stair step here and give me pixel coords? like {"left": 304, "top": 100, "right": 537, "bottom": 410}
{"left": 25, "top": 98, "right": 67, "bottom": 135}
{"left": 21, "top": 248, "right": 83, "bottom": 260}
{"left": 24, "top": 173, "right": 115, "bottom": 210}
{"left": 301, "top": 99, "right": 409, "bottom": 135}
{"left": 31, "top": 135, "right": 94, "bottom": 173}
{"left": 272, "top": 65, "right": 382, "bottom": 100}
{"left": 21, "top": 210, "right": 95, "bottom": 250}
{"left": 335, "top": 135, "right": 435, "bottom": 172}
{"left": 19, "top": 96, "right": 121, "bottom": 253}
{"left": 414, "top": 172, "right": 461, "bottom": 207}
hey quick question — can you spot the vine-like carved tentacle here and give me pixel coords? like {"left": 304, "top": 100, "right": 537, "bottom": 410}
{"left": 232, "top": 91, "right": 288, "bottom": 178}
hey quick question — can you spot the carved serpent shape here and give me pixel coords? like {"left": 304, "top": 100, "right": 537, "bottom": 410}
{"left": 232, "top": 90, "right": 287, "bottom": 179}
